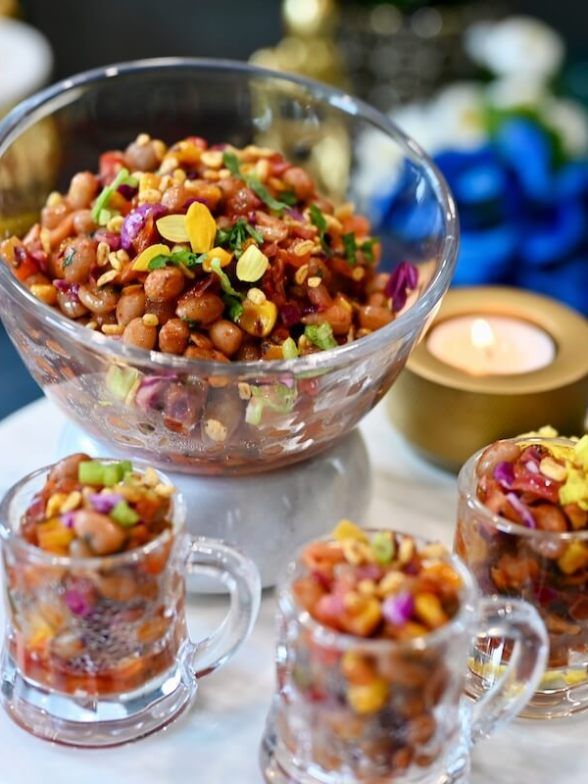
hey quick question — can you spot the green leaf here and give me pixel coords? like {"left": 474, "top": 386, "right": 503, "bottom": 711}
{"left": 222, "top": 151, "right": 242, "bottom": 177}
{"left": 282, "top": 337, "right": 299, "bottom": 359}
{"left": 248, "top": 177, "right": 292, "bottom": 212}
{"left": 360, "top": 238, "right": 377, "bottom": 264}
{"left": 210, "top": 258, "right": 242, "bottom": 298}
{"left": 216, "top": 218, "right": 263, "bottom": 256}
{"left": 63, "top": 247, "right": 77, "bottom": 268}
{"left": 342, "top": 233, "right": 358, "bottom": 265}
{"left": 147, "top": 249, "right": 204, "bottom": 270}
{"left": 304, "top": 323, "right": 338, "bottom": 351}
{"left": 309, "top": 204, "right": 331, "bottom": 255}
{"left": 279, "top": 190, "right": 297, "bottom": 206}
{"left": 91, "top": 167, "right": 134, "bottom": 223}
{"left": 224, "top": 294, "right": 244, "bottom": 322}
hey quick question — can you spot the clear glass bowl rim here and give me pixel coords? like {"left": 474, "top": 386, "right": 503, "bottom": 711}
{"left": 458, "top": 436, "right": 588, "bottom": 541}
{"left": 0, "top": 57, "right": 458, "bottom": 376}
{"left": 279, "top": 529, "right": 477, "bottom": 653}
{"left": 0, "top": 458, "right": 187, "bottom": 569}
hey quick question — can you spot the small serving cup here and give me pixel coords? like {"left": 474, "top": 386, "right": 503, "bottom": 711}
{"left": 260, "top": 530, "right": 547, "bottom": 784}
{"left": 0, "top": 459, "right": 261, "bottom": 746}
{"left": 455, "top": 437, "right": 588, "bottom": 719}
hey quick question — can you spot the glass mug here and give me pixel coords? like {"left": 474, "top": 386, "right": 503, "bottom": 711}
{"left": 455, "top": 437, "right": 588, "bottom": 719}
{"left": 0, "top": 460, "right": 261, "bottom": 746}
{"left": 260, "top": 530, "right": 548, "bottom": 784}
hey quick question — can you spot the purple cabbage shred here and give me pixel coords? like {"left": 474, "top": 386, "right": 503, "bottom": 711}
{"left": 493, "top": 461, "right": 515, "bottom": 489}
{"left": 382, "top": 591, "right": 414, "bottom": 625}
{"left": 506, "top": 493, "right": 536, "bottom": 528}
{"left": 384, "top": 261, "right": 419, "bottom": 312}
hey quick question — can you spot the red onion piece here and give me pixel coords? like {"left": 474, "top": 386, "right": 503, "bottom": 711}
{"left": 384, "top": 261, "right": 419, "bottom": 312}
{"left": 383, "top": 591, "right": 414, "bottom": 625}
{"left": 506, "top": 493, "right": 536, "bottom": 528}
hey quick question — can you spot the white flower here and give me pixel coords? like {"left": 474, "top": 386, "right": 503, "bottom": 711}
{"left": 426, "top": 83, "right": 487, "bottom": 152}
{"left": 486, "top": 76, "right": 548, "bottom": 110}
{"left": 466, "top": 16, "right": 564, "bottom": 80}
{"left": 543, "top": 98, "right": 588, "bottom": 156}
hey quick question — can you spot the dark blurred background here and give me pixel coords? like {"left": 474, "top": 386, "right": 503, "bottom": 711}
{"left": 1, "top": 0, "right": 587, "bottom": 419}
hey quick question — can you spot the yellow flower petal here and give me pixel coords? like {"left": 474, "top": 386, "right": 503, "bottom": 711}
{"left": 131, "top": 243, "right": 170, "bottom": 271}
{"left": 186, "top": 201, "right": 217, "bottom": 253}
{"left": 156, "top": 214, "right": 190, "bottom": 243}
{"left": 236, "top": 244, "right": 269, "bottom": 282}
{"left": 202, "top": 246, "right": 233, "bottom": 272}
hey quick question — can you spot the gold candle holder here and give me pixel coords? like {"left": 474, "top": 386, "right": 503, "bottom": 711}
{"left": 387, "top": 287, "right": 588, "bottom": 472}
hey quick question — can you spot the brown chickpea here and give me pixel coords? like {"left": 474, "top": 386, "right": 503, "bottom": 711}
{"left": 161, "top": 184, "right": 188, "bottom": 211}
{"left": 358, "top": 305, "right": 394, "bottom": 331}
{"left": 158, "top": 318, "right": 190, "bottom": 354}
{"left": 116, "top": 286, "right": 146, "bottom": 326}
{"left": 67, "top": 171, "right": 99, "bottom": 209}
{"left": 78, "top": 283, "right": 118, "bottom": 314}
{"left": 56, "top": 290, "right": 88, "bottom": 319}
{"left": 124, "top": 139, "right": 159, "bottom": 171}
{"left": 176, "top": 290, "right": 224, "bottom": 326}
{"left": 235, "top": 341, "right": 261, "bottom": 361}
{"left": 59, "top": 237, "right": 97, "bottom": 284}
{"left": 47, "top": 453, "right": 90, "bottom": 485}
{"left": 184, "top": 346, "right": 229, "bottom": 363}
{"left": 209, "top": 319, "right": 244, "bottom": 356}
{"left": 145, "top": 298, "right": 176, "bottom": 326}
{"left": 122, "top": 317, "right": 158, "bottom": 350}
{"left": 144, "top": 266, "right": 185, "bottom": 302}
{"left": 189, "top": 332, "right": 214, "bottom": 350}
{"left": 72, "top": 209, "right": 96, "bottom": 235}
{"left": 282, "top": 166, "right": 315, "bottom": 200}
{"left": 41, "top": 201, "right": 70, "bottom": 229}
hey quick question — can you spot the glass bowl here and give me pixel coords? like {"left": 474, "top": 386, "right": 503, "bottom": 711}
{"left": 0, "top": 59, "right": 457, "bottom": 475}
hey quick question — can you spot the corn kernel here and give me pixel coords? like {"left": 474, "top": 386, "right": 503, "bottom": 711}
{"left": 246, "top": 287, "right": 267, "bottom": 305}
{"left": 347, "top": 679, "right": 388, "bottom": 714}
{"left": 152, "top": 139, "right": 167, "bottom": 160}
{"left": 101, "top": 324, "right": 125, "bottom": 335}
{"left": 106, "top": 215, "right": 124, "bottom": 233}
{"left": 203, "top": 170, "right": 221, "bottom": 181}
{"left": 352, "top": 267, "right": 365, "bottom": 281}
{"left": 97, "top": 241, "right": 110, "bottom": 267}
{"left": 202, "top": 247, "right": 233, "bottom": 272}
{"left": 109, "top": 253, "right": 122, "bottom": 271}
{"left": 154, "top": 483, "right": 175, "bottom": 498}
{"left": 255, "top": 158, "right": 270, "bottom": 182}
{"left": 142, "top": 467, "right": 160, "bottom": 487}
{"left": 341, "top": 651, "right": 376, "bottom": 684}
{"left": 142, "top": 313, "right": 159, "bottom": 327}
{"left": 294, "top": 265, "right": 309, "bottom": 284}
{"left": 30, "top": 284, "right": 57, "bottom": 306}
{"left": 204, "top": 418, "right": 228, "bottom": 443}
{"left": 334, "top": 201, "right": 355, "bottom": 221}
{"left": 46, "top": 191, "right": 63, "bottom": 207}
{"left": 116, "top": 249, "right": 130, "bottom": 264}
{"left": 558, "top": 541, "right": 588, "bottom": 575}
{"left": 201, "top": 150, "right": 223, "bottom": 169}
{"left": 238, "top": 382, "right": 252, "bottom": 400}
{"left": 358, "top": 579, "right": 377, "bottom": 597}
{"left": 540, "top": 457, "right": 567, "bottom": 482}
{"left": 97, "top": 269, "right": 119, "bottom": 287}
{"left": 414, "top": 592, "right": 447, "bottom": 629}
{"left": 139, "top": 173, "right": 160, "bottom": 193}
{"left": 294, "top": 240, "right": 314, "bottom": 257}
{"left": 139, "top": 188, "right": 162, "bottom": 205}
{"left": 37, "top": 518, "right": 75, "bottom": 553}
{"left": 172, "top": 168, "right": 187, "bottom": 184}
{"left": 307, "top": 276, "right": 321, "bottom": 288}
{"left": 59, "top": 491, "right": 82, "bottom": 514}
{"left": 378, "top": 571, "right": 405, "bottom": 597}
{"left": 238, "top": 298, "right": 277, "bottom": 337}
{"left": 343, "top": 597, "right": 382, "bottom": 636}
{"left": 159, "top": 174, "right": 172, "bottom": 192}
{"left": 46, "top": 493, "right": 68, "bottom": 518}
{"left": 159, "top": 155, "right": 179, "bottom": 175}
{"left": 170, "top": 140, "right": 201, "bottom": 165}
{"left": 342, "top": 539, "right": 372, "bottom": 565}
{"left": 398, "top": 536, "right": 415, "bottom": 565}
{"left": 332, "top": 519, "right": 368, "bottom": 542}
{"left": 136, "top": 133, "right": 151, "bottom": 146}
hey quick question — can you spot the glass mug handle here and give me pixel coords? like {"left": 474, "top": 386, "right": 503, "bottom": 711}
{"left": 468, "top": 595, "right": 549, "bottom": 742}
{"left": 184, "top": 536, "right": 261, "bottom": 678}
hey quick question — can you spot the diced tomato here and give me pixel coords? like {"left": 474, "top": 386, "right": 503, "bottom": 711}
{"left": 512, "top": 472, "right": 561, "bottom": 503}
{"left": 99, "top": 151, "right": 126, "bottom": 183}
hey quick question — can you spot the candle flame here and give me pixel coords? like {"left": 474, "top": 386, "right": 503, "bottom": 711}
{"left": 470, "top": 318, "right": 495, "bottom": 350}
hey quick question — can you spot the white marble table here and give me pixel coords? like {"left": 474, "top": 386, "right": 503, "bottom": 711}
{"left": 0, "top": 397, "right": 585, "bottom": 784}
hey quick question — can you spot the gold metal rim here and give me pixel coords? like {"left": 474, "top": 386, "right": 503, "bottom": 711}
{"left": 407, "top": 286, "right": 588, "bottom": 394}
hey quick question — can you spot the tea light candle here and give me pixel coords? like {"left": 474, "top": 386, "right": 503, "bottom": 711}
{"left": 427, "top": 314, "right": 556, "bottom": 376}
{"left": 387, "top": 287, "right": 588, "bottom": 471}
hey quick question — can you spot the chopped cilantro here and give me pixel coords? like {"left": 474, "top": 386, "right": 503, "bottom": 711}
{"left": 147, "top": 250, "right": 205, "bottom": 270}
{"left": 309, "top": 204, "right": 331, "bottom": 256}
{"left": 224, "top": 294, "right": 244, "bottom": 321}
{"left": 222, "top": 151, "right": 293, "bottom": 213}
{"left": 210, "top": 258, "right": 242, "bottom": 298}
{"left": 216, "top": 218, "right": 263, "bottom": 256}
{"left": 63, "top": 247, "right": 77, "bottom": 268}
{"left": 360, "top": 238, "right": 377, "bottom": 264}
{"left": 279, "top": 190, "right": 297, "bottom": 206}
{"left": 304, "top": 323, "right": 338, "bottom": 351}
{"left": 342, "top": 232, "right": 358, "bottom": 265}
{"left": 91, "top": 167, "right": 136, "bottom": 223}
